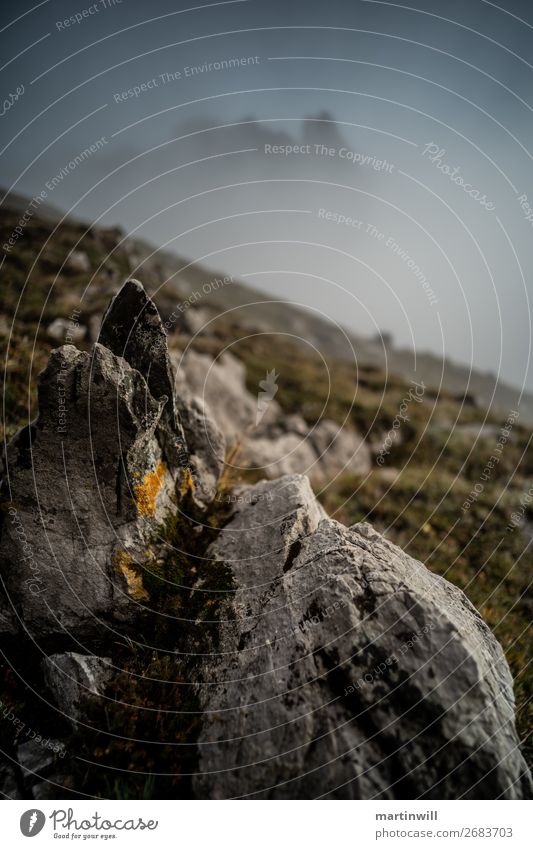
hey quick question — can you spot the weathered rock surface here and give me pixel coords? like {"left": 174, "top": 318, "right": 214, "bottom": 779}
{"left": 174, "top": 384, "right": 226, "bottom": 508}
{"left": 98, "top": 279, "right": 189, "bottom": 471}
{"left": 172, "top": 349, "right": 273, "bottom": 440}
{"left": 1, "top": 279, "right": 530, "bottom": 801}
{"left": 0, "top": 764, "right": 21, "bottom": 799}
{"left": 172, "top": 348, "right": 371, "bottom": 482}
{"left": 193, "top": 474, "right": 532, "bottom": 799}
{"left": 100, "top": 281, "right": 224, "bottom": 507}
{"left": 47, "top": 317, "right": 86, "bottom": 345}
{"left": 42, "top": 652, "right": 113, "bottom": 724}
{"left": 0, "top": 280, "right": 226, "bottom": 636}
{"left": 0, "top": 342, "right": 175, "bottom": 636}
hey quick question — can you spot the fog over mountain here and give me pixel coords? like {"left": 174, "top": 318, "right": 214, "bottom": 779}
{"left": 2, "top": 0, "right": 533, "bottom": 398}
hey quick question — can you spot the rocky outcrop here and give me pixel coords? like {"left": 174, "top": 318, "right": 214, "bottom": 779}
{"left": 0, "top": 280, "right": 224, "bottom": 638}
{"left": 98, "top": 279, "right": 189, "bottom": 471}
{"left": 193, "top": 475, "right": 532, "bottom": 799}
{"left": 172, "top": 348, "right": 371, "bottom": 482}
{"left": 0, "top": 280, "right": 530, "bottom": 800}
{"left": 100, "top": 281, "right": 225, "bottom": 508}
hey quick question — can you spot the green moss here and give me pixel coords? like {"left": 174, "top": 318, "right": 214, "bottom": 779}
{"left": 68, "top": 481, "right": 236, "bottom": 799}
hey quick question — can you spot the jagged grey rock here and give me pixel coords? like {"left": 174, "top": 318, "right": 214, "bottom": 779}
{"left": 100, "top": 280, "right": 224, "bottom": 507}
{"left": 17, "top": 739, "right": 60, "bottom": 787}
{"left": 42, "top": 652, "right": 113, "bottom": 723}
{"left": 174, "top": 385, "right": 226, "bottom": 508}
{"left": 0, "top": 342, "right": 179, "bottom": 637}
{"left": 310, "top": 418, "right": 371, "bottom": 479}
{"left": 0, "top": 279, "right": 226, "bottom": 636}
{"left": 194, "top": 474, "right": 532, "bottom": 800}
{"left": 241, "top": 429, "right": 318, "bottom": 478}
{"left": 98, "top": 279, "right": 189, "bottom": 471}
{"left": 173, "top": 349, "right": 370, "bottom": 481}
{"left": 172, "top": 349, "right": 272, "bottom": 440}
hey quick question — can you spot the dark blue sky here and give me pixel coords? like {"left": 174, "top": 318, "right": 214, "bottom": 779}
{"left": 2, "top": 0, "right": 533, "bottom": 394}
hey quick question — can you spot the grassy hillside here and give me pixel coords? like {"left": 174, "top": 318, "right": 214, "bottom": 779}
{"left": 1, "top": 202, "right": 531, "bottom": 769}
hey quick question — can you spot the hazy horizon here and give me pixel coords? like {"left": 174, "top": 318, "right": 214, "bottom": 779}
{"left": 2, "top": 0, "right": 533, "bottom": 397}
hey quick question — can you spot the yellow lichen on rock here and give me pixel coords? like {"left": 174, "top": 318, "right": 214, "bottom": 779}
{"left": 178, "top": 466, "right": 196, "bottom": 499}
{"left": 113, "top": 550, "right": 149, "bottom": 601}
{"left": 134, "top": 461, "right": 166, "bottom": 517}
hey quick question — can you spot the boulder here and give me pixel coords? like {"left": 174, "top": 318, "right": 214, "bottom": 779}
{"left": 0, "top": 280, "right": 226, "bottom": 636}
{"left": 65, "top": 250, "right": 90, "bottom": 274}
{"left": 47, "top": 318, "right": 85, "bottom": 345}
{"left": 0, "top": 605, "right": 17, "bottom": 636}
{"left": 42, "top": 652, "right": 112, "bottom": 724}
{"left": 194, "top": 474, "right": 532, "bottom": 800}
{"left": 172, "top": 349, "right": 270, "bottom": 441}
{"left": 0, "top": 342, "right": 180, "bottom": 637}
{"left": 17, "top": 739, "right": 62, "bottom": 789}
{"left": 173, "top": 349, "right": 370, "bottom": 481}
{"left": 310, "top": 418, "right": 371, "bottom": 479}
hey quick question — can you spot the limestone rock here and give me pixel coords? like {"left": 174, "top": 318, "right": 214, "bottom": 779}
{"left": 42, "top": 652, "right": 112, "bottom": 723}
{"left": 0, "top": 343, "right": 178, "bottom": 637}
{"left": 65, "top": 250, "right": 90, "bottom": 274}
{"left": 98, "top": 279, "right": 189, "bottom": 471}
{"left": 194, "top": 475, "right": 532, "bottom": 800}
{"left": 173, "top": 349, "right": 370, "bottom": 481}
{"left": 310, "top": 418, "right": 371, "bottom": 479}
{"left": 172, "top": 349, "right": 269, "bottom": 441}
{"left": 47, "top": 318, "right": 85, "bottom": 345}
{"left": 17, "top": 739, "right": 59, "bottom": 788}
{"left": 174, "top": 385, "right": 226, "bottom": 508}
{"left": 100, "top": 280, "right": 224, "bottom": 507}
